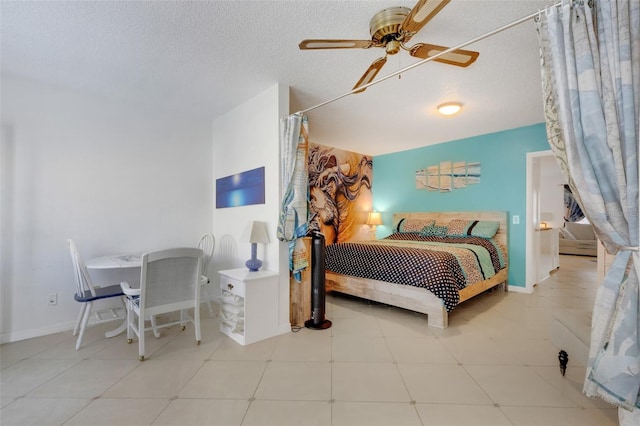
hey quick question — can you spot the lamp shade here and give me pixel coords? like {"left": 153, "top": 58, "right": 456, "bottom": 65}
{"left": 366, "top": 212, "right": 383, "bottom": 226}
{"left": 244, "top": 221, "right": 270, "bottom": 244}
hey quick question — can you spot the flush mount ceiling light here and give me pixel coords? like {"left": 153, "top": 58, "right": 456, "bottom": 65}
{"left": 437, "top": 102, "right": 463, "bottom": 116}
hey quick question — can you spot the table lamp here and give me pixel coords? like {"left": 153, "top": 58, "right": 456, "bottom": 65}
{"left": 244, "top": 221, "right": 270, "bottom": 271}
{"left": 540, "top": 212, "right": 554, "bottom": 229}
{"left": 366, "top": 211, "right": 383, "bottom": 239}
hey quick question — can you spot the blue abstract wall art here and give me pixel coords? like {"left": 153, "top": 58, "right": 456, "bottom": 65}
{"left": 216, "top": 166, "right": 265, "bottom": 208}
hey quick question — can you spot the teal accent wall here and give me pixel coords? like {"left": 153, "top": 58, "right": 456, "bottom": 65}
{"left": 372, "top": 123, "right": 551, "bottom": 287}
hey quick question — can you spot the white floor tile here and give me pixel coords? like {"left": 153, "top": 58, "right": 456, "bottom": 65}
{"left": 332, "top": 401, "right": 422, "bottom": 426}
{"left": 28, "top": 359, "right": 139, "bottom": 398}
{"left": 209, "top": 336, "right": 277, "bottom": 361}
{"left": 0, "top": 332, "right": 70, "bottom": 362}
{"left": 0, "top": 397, "right": 90, "bottom": 426}
{"left": 152, "top": 398, "right": 249, "bottom": 426}
{"left": 398, "top": 363, "right": 493, "bottom": 405}
{"left": 416, "top": 403, "right": 512, "bottom": 426}
{"left": 332, "top": 362, "right": 410, "bottom": 402}
{"left": 500, "top": 405, "right": 619, "bottom": 425}
{"left": 385, "top": 336, "right": 457, "bottom": 364}
{"left": 254, "top": 361, "right": 331, "bottom": 401}
{"left": 270, "top": 329, "right": 332, "bottom": 362}
{"left": 150, "top": 330, "right": 222, "bottom": 360}
{"left": 437, "top": 334, "right": 523, "bottom": 366}
{"left": 242, "top": 400, "right": 332, "bottom": 426}
{"left": 374, "top": 309, "right": 434, "bottom": 338}
{"left": 102, "top": 359, "right": 204, "bottom": 398}
{"left": 465, "top": 364, "right": 577, "bottom": 407}
{"left": 0, "top": 359, "right": 79, "bottom": 397}
{"left": 178, "top": 360, "right": 266, "bottom": 399}
{"left": 329, "top": 317, "right": 382, "bottom": 337}
{"left": 331, "top": 335, "right": 393, "bottom": 363}
{"left": 532, "top": 365, "right": 617, "bottom": 409}
{"left": 64, "top": 398, "right": 169, "bottom": 426}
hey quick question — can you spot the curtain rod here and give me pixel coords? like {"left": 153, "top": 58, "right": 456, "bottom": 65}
{"left": 294, "top": 1, "right": 562, "bottom": 115}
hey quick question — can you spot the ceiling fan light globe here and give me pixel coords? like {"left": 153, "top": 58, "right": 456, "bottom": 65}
{"left": 386, "top": 40, "right": 401, "bottom": 55}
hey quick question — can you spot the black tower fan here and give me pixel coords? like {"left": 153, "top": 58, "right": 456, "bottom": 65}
{"left": 305, "top": 232, "right": 332, "bottom": 330}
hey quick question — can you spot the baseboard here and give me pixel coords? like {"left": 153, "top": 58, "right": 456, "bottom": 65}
{"left": 508, "top": 284, "right": 533, "bottom": 294}
{"left": 278, "top": 323, "right": 292, "bottom": 335}
{"left": 1, "top": 301, "right": 218, "bottom": 344}
{"left": 0, "top": 320, "right": 76, "bottom": 344}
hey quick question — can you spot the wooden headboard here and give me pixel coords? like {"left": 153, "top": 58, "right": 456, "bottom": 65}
{"left": 392, "top": 211, "right": 508, "bottom": 263}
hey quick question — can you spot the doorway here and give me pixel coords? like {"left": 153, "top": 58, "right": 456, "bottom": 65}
{"left": 525, "top": 150, "right": 565, "bottom": 292}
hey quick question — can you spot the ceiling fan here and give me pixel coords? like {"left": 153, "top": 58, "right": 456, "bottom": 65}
{"left": 299, "top": 0, "right": 479, "bottom": 93}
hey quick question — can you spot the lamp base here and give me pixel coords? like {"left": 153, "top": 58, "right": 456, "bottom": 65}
{"left": 245, "top": 258, "right": 262, "bottom": 272}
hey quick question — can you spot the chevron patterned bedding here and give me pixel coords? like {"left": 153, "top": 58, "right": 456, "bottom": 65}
{"left": 325, "top": 232, "right": 506, "bottom": 312}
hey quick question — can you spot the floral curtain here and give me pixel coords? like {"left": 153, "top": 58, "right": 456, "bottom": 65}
{"left": 536, "top": 0, "right": 639, "bottom": 418}
{"left": 277, "top": 114, "right": 310, "bottom": 279}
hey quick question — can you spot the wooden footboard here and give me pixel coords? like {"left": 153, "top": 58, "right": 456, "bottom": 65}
{"left": 326, "top": 271, "right": 450, "bottom": 328}
{"left": 326, "top": 268, "right": 508, "bottom": 329}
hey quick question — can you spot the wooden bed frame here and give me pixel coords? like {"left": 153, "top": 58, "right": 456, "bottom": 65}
{"left": 325, "top": 211, "right": 509, "bottom": 329}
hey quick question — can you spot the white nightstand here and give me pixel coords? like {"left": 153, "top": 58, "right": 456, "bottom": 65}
{"left": 218, "top": 268, "right": 279, "bottom": 345}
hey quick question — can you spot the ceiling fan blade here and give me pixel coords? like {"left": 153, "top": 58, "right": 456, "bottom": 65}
{"left": 410, "top": 43, "right": 479, "bottom": 67}
{"left": 299, "top": 39, "right": 375, "bottom": 50}
{"left": 353, "top": 57, "right": 387, "bottom": 93}
{"left": 401, "top": 0, "right": 451, "bottom": 38}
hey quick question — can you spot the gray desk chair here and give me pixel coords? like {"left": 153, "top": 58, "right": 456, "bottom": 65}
{"left": 120, "top": 247, "right": 202, "bottom": 361}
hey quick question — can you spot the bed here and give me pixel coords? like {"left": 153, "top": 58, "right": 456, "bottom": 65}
{"left": 325, "top": 211, "right": 509, "bottom": 328}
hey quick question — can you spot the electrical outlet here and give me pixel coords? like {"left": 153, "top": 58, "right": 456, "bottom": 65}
{"left": 512, "top": 215, "right": 520, "bottom": 225}
{"left": 47, "top": 293, "right": 57, "bottom": 306}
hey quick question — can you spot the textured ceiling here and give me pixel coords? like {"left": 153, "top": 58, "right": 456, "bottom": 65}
{"left": 1, "top": 0, "right": 556, "bottom": 155}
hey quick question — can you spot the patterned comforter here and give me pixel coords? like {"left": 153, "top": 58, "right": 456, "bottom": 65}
{"left": 325, "top": 232, "right": 506, "bottom": 312}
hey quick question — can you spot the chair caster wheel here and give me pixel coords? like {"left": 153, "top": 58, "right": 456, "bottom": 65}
{"left": 181, "top": 326, "right": 186, "bottom": 331}
{"left": 138, "top": 356, "right": 144, "bottom": 361}
{"left": 197, "top": 340, "right": 201, "bottom": 346}
{"left": 127, "top": 338, "right": 132, "bottom": 344}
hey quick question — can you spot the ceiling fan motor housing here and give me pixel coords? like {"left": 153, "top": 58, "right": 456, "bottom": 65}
{"left": 369, "top": 6, "right": 411, "bottom": 53}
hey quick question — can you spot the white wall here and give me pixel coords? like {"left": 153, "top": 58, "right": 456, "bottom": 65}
{"left": 0, "top": 75, "right": 213, "bottom": 343}
{"left": 539, "top": 154, "right": 566, "bottom": 228}
{"left": 211, "top": 83, "right": 291, "bottom": 335}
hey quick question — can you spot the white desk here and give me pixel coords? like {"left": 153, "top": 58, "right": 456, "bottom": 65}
{"left": 85, "top": 253, "right": 143, "bottom": 339}
{"left": 85, "top": 253, "right": 142, "bottom": 269}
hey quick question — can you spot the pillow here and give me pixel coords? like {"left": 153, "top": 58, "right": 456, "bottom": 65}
{"left": 421, "top": 224, "right": 448, "bottom": 237}
{"left": 447, "top": 219, "right": 471, "bottom": 236}
{"left": 447, "top": 219, "right": 500, "bottom": 238}
{"left": 397, "top": 218, "right": 435, "bottom": 232}
{"left": 468, "top": 220, "right": 500, "bottom": 238}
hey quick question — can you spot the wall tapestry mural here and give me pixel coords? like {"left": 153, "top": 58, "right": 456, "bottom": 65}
{"left": 307, "top": 143, "right": 373, "bottom": 244}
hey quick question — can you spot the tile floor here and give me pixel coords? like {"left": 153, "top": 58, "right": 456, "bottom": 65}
{"left": 1, "top": 255, "right": 619, "bottom": 425}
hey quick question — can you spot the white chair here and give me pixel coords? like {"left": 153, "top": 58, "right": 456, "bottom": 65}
{"left": 120, "top": 247, "right": 202, "bottom": 361}
{"left": 68, "top": 239, "right": 126, "bottom": 350}
{"left": 197, "top": 234, "right": 216, "bottom": 316}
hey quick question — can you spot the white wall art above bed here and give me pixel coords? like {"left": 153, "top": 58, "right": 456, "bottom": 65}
{"left": 416, "top": 161, "right": 481, "bottom": 192}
